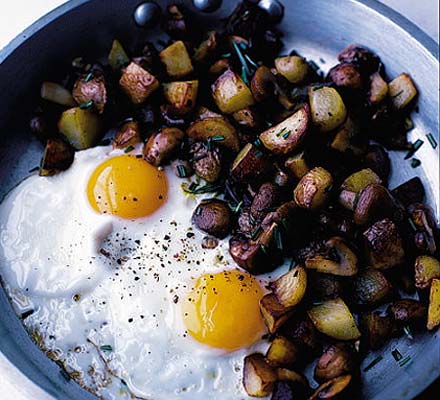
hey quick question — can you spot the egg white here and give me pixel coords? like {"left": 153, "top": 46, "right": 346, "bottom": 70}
{"left": 0, "top": 145, "right": 289, "bottom": 399}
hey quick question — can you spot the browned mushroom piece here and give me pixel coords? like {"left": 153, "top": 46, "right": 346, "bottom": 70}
{"left": 113, "top": 121, "right": 141, "bottom": 149}
{"left": 308, "top": 374, "right": 352, "bottom": 400}
{"left": 360, "top": 312, "right": 398, "bottom": 350}
{"left": 337, "top": 44, "right": 380, "bottom": 76}
{"left": 243, "top": 353, "right": 277, "bottom": 397}
{"left": 265, "top": 335, "right": 299, "bottom": 367}
{"left": 209, "top": 58, "right": 231, "bottom": 76}
{"left": 388, "top": 299, "right": 427, "bottom": 325}
{"left": 308, "top": 272, "right": 345, "bottom": 301}
{"left": 39, "top": 138, "right": 75, "bottom": 176}
{"left": 314, "top": 343, "right": 356, "bottom": 383}
{"left": 143, "top": 127, "right": 184, "bottom": 166}
{"left": 194, "top": 31, "right": 218, "bottom": 64}
{"left": 237, "top": 208, "right": 255, "bottom": 236}
{"left": 259, "top": 293, "right": 295, "bottom": 334}
{"left": 352, "top": 268, "right": 393, "bottom": 308}
{"left": 232, "top": 107, "right": 262, "bottom": 130}
{"left": 162, "top": 4, "right": 188, "bottom": 39}
{"left": 251, "top": 65, "right": 277, "bottom": 102}
{"left": 391, "top": 177, "right": 425, "bottom": 207}
{"left": 281, "top": 316, "right": 321, "bottom": 355}
{"left": 230, "top": 143, "right": 272, "bottom": 183}
{"left": 353, "top": 183, "right": 395, "bottom": 225}
{"left": 327, "top": 63, "right": 363, "bottom": 90}
{"left": 363, "top": 144, "right": 391, "bottom": 182}
{"left": 407, "top": 203, "right": 437, "bottom": 255}
{"left": 192, "top": 199, "right": 231, "bottom": 239}
{"left": 251, "top": 183, "right": 280, "bottom": 221}
{"left": 189, "top": 142, "right": 222, "bottom": 183}
{"left": 363, "top": 218, "right": 405, "bottom": 269}
{"left": 72, "top": 73, "right": 107, "bottom": 114}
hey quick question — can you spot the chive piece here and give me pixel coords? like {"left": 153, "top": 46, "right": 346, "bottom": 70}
{"left": 29, "top": 166, "right": 39, "bottom": 173}
{"left": 404, "top": 139, "right": 424, "bottom": 159}
{"left": 100, "top": 345, "right": 113, "bottom": 352}
{"left": 282, "top": 130, "right": 291, "bottom": 140}
{"left": 189, "top": 182, "right": 198, "bottom": 192}
{"left": 411, "top": 158, "right": 421, "bottom": 168}
{"left": 221, "top": 52, "right": 231, "bottom": 58}
{"left": 276, "top": 127, "right": 287, "bottom": 137}
{"left": 426, "top": 133, "right": 438, "bottom": 149}
{"left": 239, "top": 41, "right": 248, "bottom": 50}
{"left": 253, "top": 137, "right": 263, "bottom": 149}
{"left": 281, "top": 217, "right": 289, "bottom": 232}
{"left": 79, "top": 99, "right": 94, "bottom": 109}
{"left": 249, "top": 213, "right": 256, "bottom": 226}
{"left": 312, "top": 301, "right": 323, "bottom": 306}
{"left": 241, "top": 65, "right": 249, "bottom": 86}
{"left": 195, "top": 206, "right": 202, "bottom": 216}
{"left": 403, "top": 325, "right": 413, "bottom": 340}
{"left": 251, "top": 227, "right": 263, "bottom": 240}
{"left": 21, "top": 309, "right": 35, "bottom": 319}
{"left": 211, "top": 135, "right": 225, "bottom": 142}
{"left": 183, "top": 181, "right": 224, "bottom": 195}
{"left": 308, "top": 60, "right": 320, "bottom": 72}
{"left": 289, "top": 259, "right": 297, "bottom": 271}
{"left": 408, "top": 217, "right": 418, "bottom": 232}
{"left": 403, "top": 117, "right": 414, "bottom": 131}
{"left": 398, "top": 355, "right": 412, "bottom": 367}
{"left": 313, "top": 84, "right": 325, "bottom": 91}
{"left": 176, "top": 164, "right": 187, "bottom": 178}
{"left": 124, "top": 145, "right": 134, "bottom": 153}
{"left": 244, "top": 54, "right": 259, "bottom": 69}
{"left": 98, "top": 138, "right": 111, "bottom": 146}
{"left": 232, "top": 200, "right": 243, "bottom": 213}
{"left": 391, "top": 348, "right": 403, "bottom": 361}
{"left": 274, "top": 226, "right": 283, "bottom": 250}
{"left": 254, "top": 150, "right": 263, "bottom": 158}
{"left": 319, "top": 57, "right": 326, "bottom": 64}
{"left": 363, "top": 355, "right": 383, "bottom": 372}
{"left": 84, "top": 72, "right": 93, "bottom": 82}
{"left": 391, "top": 90, "right": 403, "bottom": 99}
{"left": 260, "top": 244, "right": 268, "bottom": 255}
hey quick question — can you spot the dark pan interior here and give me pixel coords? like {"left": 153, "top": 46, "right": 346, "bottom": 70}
{"left": 0, "top": 0, "right": 438, "bottom": 399}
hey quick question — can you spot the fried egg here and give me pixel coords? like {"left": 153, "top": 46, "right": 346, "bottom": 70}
{"left": 0, "top": 145, "right": 288, "bottom": 399}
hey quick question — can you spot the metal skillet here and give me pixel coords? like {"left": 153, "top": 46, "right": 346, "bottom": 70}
{"left": 0, "top": 0, "right": 438, "bottom": 399}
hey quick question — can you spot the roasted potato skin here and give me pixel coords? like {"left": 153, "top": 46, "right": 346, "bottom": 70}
{"left": 259, "top": 293, "right": 295, "bottom": 334}
{"left": 270, "top": 266, "right": 307, "bottom": 308}
{"left": 159, "top": 40, "right": 194, "bottom": 78}
{"left": 192, "top": 199, "right": 231, "bottom": 239}
{"left": 189, "top": 142, "right": 222, "bottom": 183}
{"left": 314, "top": 343, "right": 356, "bottom": 383}
{"left": 230, "top": 143, "right": 272, "bottom": 183}
{"left": 427, "top": 279, "right": 440, "bottom": 330}
{"left": 408, "top": 203, "right": 437, "bottom": 255}
{"left": 251, "top": 183, "right": 280, "bottom": 220}
{"left": 353, "top": 183, "right": 395, "bottom": 225}
{"left": 285, "top": 152, "right": 310, "bottom": 180}
{"left": 338, "top": 44, "right": 380, "bottom": 76}
{"left": 113, "top": 121, "right": 141, "bottom": 149}
{"left": 243, "top": 353, "right": 277, "bottom": 397}
{"left": 352, "top": 268, "right": 393, "bottom": 308}
{"left": 266, "top": 336, "right": 299, "bottom": 367}
{"left": 327, "top": 63, "right": 363, "bottom": 90}
{"left": 229, "top": 236, "right": 271, "bottom": 275}
{"left": 251, "top": 66, "right": 277, "bottom": 102}
{"left": 360, "top": 312, "right": 398, "bottom": 350}
{"left": 388, "top": 299, "right": 427, "bottom": 325}
{"left": 363, "top": 218, "right": 405, "bottom": 270}
{"left": 119, "top": 62, "right": 159, "bottom": 104}
{"left": 72, "top": 74, "right": 107, "bottom": 113}
{"left": 281, "top": 316, "right": 321, "bottom": 355}
{"left": 163, "top": 80, "right": 198, "bottom": 114}
{"left": 368, "top": 72, "right": 388, "bottom": 105}
{"left": 388, "top": 73, "right": 418, "bottom": 110}
{"left": 294, "top": 167, "right": 333, "bottom": 210}
{"left": 39, "top": 138, "right": 75, "bottom": 176}
{"left": 143, "top": 127, "right": 184, "bottom": 166}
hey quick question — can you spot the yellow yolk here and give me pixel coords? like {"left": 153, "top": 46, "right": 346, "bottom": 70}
{"left": 87, "top": 155, "right": 167, "bottom": 219}
{"left": 182, "top": 270, "right": 266, "bottom": 351}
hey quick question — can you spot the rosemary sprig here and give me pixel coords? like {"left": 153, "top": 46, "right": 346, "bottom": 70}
{"left": 398, "top": 355, "right": 412, "bottom": 367}
{"left": 182, "top": 181, "right": 224, "bottom": 195}
{"left": 251, "top": 227, "right": 263, "bottom": 240}
{"left": 404, "top": 139, "right": 424, "bottom": 159}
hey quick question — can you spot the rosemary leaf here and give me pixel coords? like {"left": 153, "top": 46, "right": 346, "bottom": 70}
{"left": 363, "top": 355, "right": 383, "bottom": 372}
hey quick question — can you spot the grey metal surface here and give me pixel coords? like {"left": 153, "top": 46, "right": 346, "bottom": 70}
{"left": 0, "top": 0, "right": 438, "bottom": 399}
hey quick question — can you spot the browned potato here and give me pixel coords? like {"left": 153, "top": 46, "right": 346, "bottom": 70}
{"left": 143, "top": 127, "right": 184, "bottom": 166}
{"left": 305, "top": 237, "right": 358, "bottom": 277}
{"left": 408, "top": 203, "right": 437, "bottom": 255}
{"left": 119, "top": 62, "right": 159, "bottom": 104}
{"left": 308, "top": 298, "right": 361, "bottom": 340}
{"left": 159, "top": 40, "right": 194, "bottom": 78}
{"left": 339, "top": 169, "right": 382, "bottom": 210}
{"left": 266, "top": 336, "right": 298, "bottom": 367}
{"left": 108, "top": 39, "right": 129, "bottom": 71}
{"left": 212, "top": 69, "right": 255, "bottom": 113}
{"left": 415, "top": 256, "right": 440, "bottom": 290}
{"left": 39, "top": 138, "right": 75, "bottom": 176}
{"left": 113, "top": 121, "right": 141, "bottom": 149}
{"left": 194, "top": 106, "right": 222, "bottom": 120}
{"left": 259, "top": 105, "right": 310, "bottom": 155}
{"left": 360, "top": 312, "right": 397, "bottom": 350}
{"left": 308, "top": 86, "right": 347, "bottom": 133}
{"left": 285, "top": 152, "right": 310, "bottom": 180}
{"left": 388, "top": 73, "right": 417, "bottom": 110}
{"left": 427, "top": 279, "right": 440, "bottom": 330}
{"left": 363, "top": 218, "right": 405, "bottom": 269}
{"left": 274, "top": 56, "right": 309, "bottom": 84}
{"left": 41, "top": 81, "right": 76, "bottom": 107}
{"left": 251, "top": 183, "right": 280, "bottom": 220}
{"left": 243, "top": 353, "right": 277, "bottom": 397}
{"left": 189, "top": 142, "right": 222, "bottom": 183}
{"left": 209, "top": 58, "right": 231, "bottom": 76}
{"left": 391, "top": 177, "right": 424, "bottom": 206}
{"left": 260, "top": 293, "right": 295, "bottom": 334}
{"left": 330, "top": 116, "right": 365, "bottom": 156}
{"left": 251, "top": 66, "right": 276, "bottom": 102}
{"left": 187, "top": 116, "right": 240, "bottom": 152}
{"left": 352, "top": 268, "right": 392, "bottom": 308}
{"left": 369, "top": 72, "right": 388, "bottom": 104}
{"left": 353, "top": 183, "right": 395, "bottom": 225}
{"left": 192, "top": 199, "right": 231, "bottom": 239}
{"left": 388, "top": 299, "right": 427, "bottom": 325}
{"left": 163, "top": 80, "right": 198, "bottom": 114}
{"left": 271, "top": 266, "right": 307, "bottom": 307}
{"left": 72, "top": 74, "right": 107, "bottom": 114}
{"left": 276, "top": 368, "right": 309, "bottom": 387}
{"left": 58, "top": 107, "right": 102, "bottom": 150}
{"left": 230, "top": 143, "right": 272, "bottom": 182}
{"left": 338, "top": 44, "right": 380, "bottom": 75}
{"left": 232, "top": 107, "right": 261, "bottom": 130}
{"left": 229, "top": 236, "right": 268, "bottom": 274}
{"left": 294, "top": 167, "right": 333, "bottom": 210}
{"left": 327, "top": 63, "right": 362, "bottom": 90}
{"left": 314, "top": 343, "right": 356, "bottom": 382}
{"left": 308, "top": 375, "right": 352, "bottom": 400}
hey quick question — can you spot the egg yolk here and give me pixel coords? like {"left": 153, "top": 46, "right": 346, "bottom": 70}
{"left": 182, "top": 270, "right": 266, "bottom": 351}
{"left": 87, "top": 155, "right": 167, "bottom": 219}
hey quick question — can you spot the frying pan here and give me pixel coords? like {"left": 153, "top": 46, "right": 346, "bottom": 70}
{"left": 0, "top": 0, "right": 438, "bottom": 399}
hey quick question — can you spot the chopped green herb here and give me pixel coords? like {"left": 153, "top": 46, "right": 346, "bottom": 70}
{"left": 391, "top": 348, "right": 403, "bottom": 362}
{"left": 308, "top": 60, "right": 320, "bottom": 72}
{"left": 289, "top": 259, "right": 297, "bottom": 271}
{"left": 276, "top": 127, "right": 288, "bottom": 137}
{"left": 403, "top": 325, "right": 413, "bottom": 340}
{"left": 426, "top": 133, "right": 438, "bottom": 149}
{"left": 244, "top": 54, "right": 259, "bottom": 69}
{"left": 260, "top": 244, "right": 268, "bottom": 255}
{"left": 29, "top": 166, "right": 39, "bottom": 173}
{"left": 312, "top": 301, "right": 323, "bottom": 306}
{"left": 282, "top": 130, "right": 291, "bottom": 140}
{"left": 363, "top": 355, "right": 383, "bottom": 372}
{"left": 253, "top": 137, "right": 263, "bottom": 149}
{"left": 251, "top": 227, "right": 263, "bottom": 240}
{"left": 84, "top": 72, "right": 93, "bottom": 82}
{"left": 398, "top": 355, "right": 412, "bottom": 367}
{"left": 232, "top": 200, "right": 243, "bottom": 213}
{"left": 274, "top": 226, "right": 283, "bottom": 250}
{"left": 319, "top": 57, "right": 326, "bottom": 64}
{"left": 98, "top": 138, "right": 111, "bottom": 146}
{"left": 176, "top": 164, "right": 188, "bottom": 178}
{"left": 249, "top": 213, "right": 256, "bottom": 226}
{"left": 195, "top": 206, "right": 202, "bottom": 216}
{"left": 221, "top": 53, "right": 231, "bottom": 58}
{"left": 211, "top": 135, "right": 225, "bottom": 142}
{"left": 182, "top": 181, "right": 224, "bottom": 195}
{"left": 100, "top": 345, "right": 113, "bottom": 352}
{"left": 241, "top": 66, "right": 250, "bottom": 86}
{"left": 404, "top": 139, "right": 424, "bottom": 159}
{"left": 79, "top": 99, "right": 94, "bottom": 109}
{"left": 408, "top": 217, "right": 418, "bottom": 232}
{"left": 391, "top": 90, "right": 403, "bottom": 99}
{"left": 313, "top": 84, "right": 325, "bottom": 91}
{"left": 124, "top": 145, "right": 134, "bottom": 153}
{"left": 411, "top": 158, "right": 421, "bottom": 168}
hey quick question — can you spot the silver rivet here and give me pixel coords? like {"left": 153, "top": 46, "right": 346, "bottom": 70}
{"left": 134, "top": 2, "right": 161, "bottom": 28}
{"left": 258, "top": 0, "right": 284, "bottom": 23}
{"left": 192, "top": 0, "right": 222, "bottom": 13}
